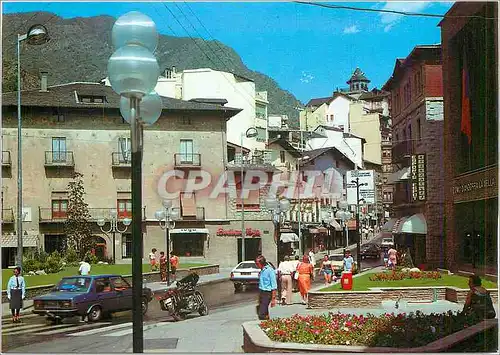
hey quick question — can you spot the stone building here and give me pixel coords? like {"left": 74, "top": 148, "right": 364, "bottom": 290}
{"left": 1, "top": 79, "right": 276, "bottom": 268}
{"left": 382, "top": 45, "right": 445, "bottom": 268}
{"left": 439, "top": 2, "right": 498, "bottom": 274}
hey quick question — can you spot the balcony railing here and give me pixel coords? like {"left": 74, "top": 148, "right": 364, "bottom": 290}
{"left": 172, "top": 207, "right": 205, "bottom": 220}
{"left": 39, "top": 207, "right": 147, "bottom": 223}
{"left": 2, "top": 208, "right": 14, "bottom": 223}
{"left": 392, "top": 141, "right": 413, "bottom": 163}
{"left": 44, "top": 151, "right": 74, "bottom": 167}
{"left": 174, "top": 153, "right": 201, "bottom": 167}
{"left": 111, "top": 152, "right": 131, "bottom": 167}
{"left": 2, "top": 151, "right": 12, "bottom": 167}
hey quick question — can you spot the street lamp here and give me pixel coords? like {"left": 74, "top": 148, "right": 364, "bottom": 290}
{"left": 335, "top": 200, "right": 352, "bottom": 249}
{"left": 16, "top": 24, "right": 50, "bottom": 269}
{"left": 155, "top": 200, "right": 180, "bottom": 285}
{"left": 240, "top": 127, "right": 258, "bottom": 262}
{"left": 97, "top": 209, "right": 131, "bottom": 264}
{"left": 296, "top": 155, "right": 309, "bottom": 256}
{"left": 107, "top": 11, "right": 161, "bottom": 353}
{"left": 264, "top": 197, "right": 290, "bottom": 302}
{"left": 351, "top": 174, "right": 368, "bottom": 272}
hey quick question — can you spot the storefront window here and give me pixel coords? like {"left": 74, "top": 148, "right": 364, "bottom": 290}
{"left": 171, "top": 233, "right": 204, "bottom": 257}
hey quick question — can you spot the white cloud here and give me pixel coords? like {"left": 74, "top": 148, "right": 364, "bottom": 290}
{"left": 379, "top": 2, "right": 432, "bottom": 31}
{"left": 300, "top": 71, "right": 315, "bottom": 84}
{"left": 343, "top": 25, "right": 360, "bottom": 34}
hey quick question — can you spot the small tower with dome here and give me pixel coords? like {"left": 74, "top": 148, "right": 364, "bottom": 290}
{"left": 347, "top": 67, "right": 370, "bottom": 93}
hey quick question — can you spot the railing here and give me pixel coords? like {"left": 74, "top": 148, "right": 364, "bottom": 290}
{"left": 2, "top": 151, "right": 12, "bottom": 166}
{"left": 44, "top": 151, "right": 74, "bottom": 167}
{"left": 39, "top": 207, "right": 147, "bottom": 222}
{"left": 2, "top": 208, "right": 14, "bottom": 223}
{"left": 172, "top": 207, "right": 205, "bottom": 220}
{"left": 392, "top": 140, "right": 413, "bottom": 163}
{"left": 111, "top": 152, "right": 131, "bottom": 167}
{"left": 174, "top": 153, "right": 201, "bottom": 167}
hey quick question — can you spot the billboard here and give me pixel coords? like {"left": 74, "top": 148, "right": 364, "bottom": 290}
{"left": 346, "top": 170, "right": 375, "bottom": 205}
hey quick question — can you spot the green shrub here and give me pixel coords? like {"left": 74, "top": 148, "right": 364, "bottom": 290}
{"left": 64, "top": 247, "right": 79, "bottom": 264}
{"left": 44, "top": 251, "right": 64, "bottom": 274}
{"left": 22, "top": 258, "right": 44, "bottom": 273}
{"left": 84, "top": 252, "right": 99, "bottom": 265}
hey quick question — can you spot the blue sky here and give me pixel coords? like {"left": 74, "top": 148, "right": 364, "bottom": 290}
{"left": 3, "top": 1, "right": 454, "bottom": 103}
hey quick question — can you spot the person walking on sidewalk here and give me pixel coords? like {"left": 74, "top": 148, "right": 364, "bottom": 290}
{"left": 278, "top": 256, "right": 294, "bottom": 305}
{"left": 296, "top": 255, "right": 314, "bottom": 304}
{"left": 291, "top": 255, "right": 300, "bottom": 292}
{"left": 170, "top": 251, "right": 180, "bottom": 282}
{"left": 308, "top": 249, "right": 316, "bottom": 267}
{"left": 256, "top": 255, "right": 277, "bottom": 320}
{"left": 7, "top": 266, "right": 26, "bottom": 323}
{"left": 149, "top": 248, "right": 158, "bottom": 272}
{"left": 321, "top": 255, "right": 334, "bottom": 285}
{"left": 79, "top": 257, "right": 91, "bottom": 276}
{"left": 159, "top": 251, "right": 167, "bottom": 282}
{"left": 343, "top": 250, "right": 354, "bottom": 273}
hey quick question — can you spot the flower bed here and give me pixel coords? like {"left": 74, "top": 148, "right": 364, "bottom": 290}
{"left": 259, "top": 311, "right": 484, "bottom": 348}
{"left": 369, "top": 271, "right": 442, "bottom": 281}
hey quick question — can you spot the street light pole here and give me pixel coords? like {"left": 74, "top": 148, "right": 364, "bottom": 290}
{"left": 16, "top": 25, "right": 50, "bottom": 269}
{"left": 352, "top": 176, "right": 367, "bottom": 272}
{"left": 155, "top": 200, "right": 179, "bottom": 286}
{"left": 97, "top": 210, "right": 131, "bottom": 264}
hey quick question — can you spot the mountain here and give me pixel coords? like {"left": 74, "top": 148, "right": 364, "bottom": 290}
{"left": 2, "top": 12, "right": 301, "bottom": 127}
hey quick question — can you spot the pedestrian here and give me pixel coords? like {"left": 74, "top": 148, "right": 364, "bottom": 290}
{"left": 383, "top": 248, "right": 389, "bottom": 268}
{"left": 462, "top": 275, "right": 496, "bottom": 319}
{"left": 79, "top": 257, "right": 91, "bottom": 276}
{"left": 308, "top": 249, "right": 315, "bottom": 267}
{"left": 149, "top": 248, "right": 158, "bottom": 272}
{"left": 321, "top": 255, "right": 334, "bottom": 285}
{"left": 296, "top": 255, "right": 314, "bottom": 304}
{"left": 170, "top": 251, "right": 180, "bottom": 282}
{"left": 255, "top": 255, "right": 277, "bottom": 320}
{"left": 159, "top": 251, "right": 167, "bottom": 282}
{"left": 290, "top": 255, "right": 300, "bottom": 292}
{"left": 278, "top": 256, "right": 294, "bottom": 305}
{"left": 7, "top": 266, "right": 26, "bottom": 323}
{"left": 387, "top": 247, "right": 398, "bottom": 270}
{"left": 343, "top": 250, "right": 354, "bottom": 273}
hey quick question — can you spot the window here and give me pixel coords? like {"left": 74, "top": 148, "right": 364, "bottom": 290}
{"left": 417, "top": 118, "right": 421, "bottom": 140}
{"left": 52, "top": 137, "right": 67, "bottom": 162}
{"left": 117, "top": 199, "right": 132, "bottom": 218}
{"left": 122, "top": 234, "right": 132, "bottom": 258}
{"left": 110, "top": 277, "right": 130, "bottom": 291}
{"left": 280, "top": 151, "right": 286, "bottom": 164}
{"left": 179, "top": 139, "right": 194, "bottom": 163}
{"left": 330, "top": 114, "right": 334, "bottom": 121}
{"left": 180, "top": 192, "right": 197, "bottom": 217}
{"left": 78, "top": 95, "right": 107, "bottom": 104}
{"left": 52, "top": 199, "right": 68, "bottom": 219}
{"left": 172, "top": 233, "right": 204, "bottom": 257}
{"left": 182, "top": 116, "right": 192, "bottom": 125}
{"left": 236, "top": 174, "right": 260, "bottom": 211}
{"left": 44, "top": 235, "right": 67, "bottom": 253}
{"left": 95, "top": 278, "right": 112, "bottom": 293}
{"left": 118, "top": 137, "right": 131, "bottom": 162}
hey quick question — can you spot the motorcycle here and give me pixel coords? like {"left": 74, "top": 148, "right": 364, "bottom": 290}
{"left": 156, "top": 273, "right": 209, "bottom": 321}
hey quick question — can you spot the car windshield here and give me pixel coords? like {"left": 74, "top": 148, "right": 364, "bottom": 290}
{"left": 237, "top": 262, "right": 258, "bottom": 269}
{"left": 382, "top": 239, "right": 393, "bottom": 243}
{"left": 329, "top": 255, "right": 344, "bottom": 262}
{"left": 55, "top": 277, "right": 91, "bottom": 292}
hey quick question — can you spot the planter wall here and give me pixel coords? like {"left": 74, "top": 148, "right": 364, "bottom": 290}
{"left": 308, "top": 287, "right": 498, "bottom": 309}
{"left": 1, "top": 264, "right": 219, "bottom": 303}
{"left": 242, "top": 319, "right": 498, "bottom": 353}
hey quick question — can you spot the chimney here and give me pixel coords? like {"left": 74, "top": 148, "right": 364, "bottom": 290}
{"left": 40, "top": 71, "right": 48, "bottom": 92}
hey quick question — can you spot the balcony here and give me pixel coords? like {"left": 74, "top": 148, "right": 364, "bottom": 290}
{"left": 227, "top": 150, "right": 276, "bottom": 172}
{"left": 174, "top": 153, "right": 201, "bottom": 168}
{"left": 2, "top": 208, "right": 14, "bottom": 223}
{"left": 44, "top": 151, "right": 74, "bottom": 167}
{"left": 2, "top": 151, "right": 12, "bottom": 167}
{"left": 392, "top": 141, "right": 413, "bottom": 163}
{"left": 111, "top": 152, "right": 131, "bottom": 167}
{"left": 172, "top": 207, "right": 205, "bottom": 220}
{"left": 39, "top": 207, "right": 147, "bottom": 223}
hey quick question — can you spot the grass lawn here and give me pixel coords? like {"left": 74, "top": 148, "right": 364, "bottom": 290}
{"left": 320, "top": 273, "right": 498, "bottom": 292}
{"left": 2, "top": 263, "right": 209, "bottom": 289}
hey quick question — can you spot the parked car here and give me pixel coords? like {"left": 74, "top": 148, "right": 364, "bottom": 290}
{"left": 328, "top": 254, "right": 358, "bottom": 276}
{"left": 381, "top": 237, "right": 395, "bottom": 248}
{"left": 360, "top": 243, "right": 381, "bottom": 259}
{"left": 32, "top": 274, "right": 153, "bottom": 322}
{"left": 230, "top": 261, "right": 276, "bottom": 291}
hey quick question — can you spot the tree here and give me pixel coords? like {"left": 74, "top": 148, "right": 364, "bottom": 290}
{"left": 64, "top": 172, "right": 94, "bottom": 258}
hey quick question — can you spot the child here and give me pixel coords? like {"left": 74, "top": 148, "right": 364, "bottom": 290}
{"left": 383, "top": 249, "right": 389, "bottom": 268}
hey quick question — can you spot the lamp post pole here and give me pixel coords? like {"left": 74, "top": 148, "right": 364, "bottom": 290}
{"left": 16, "top": 25, "right": 50, "bottom": 268}
{"left": 155, "top": 201, "right": 179, "bottom": 286}
{"left": 97, "top": 210, "right": 130, "bottom": 264}
{"left": 352, "top": 175, "right": 367, "bottom": 272}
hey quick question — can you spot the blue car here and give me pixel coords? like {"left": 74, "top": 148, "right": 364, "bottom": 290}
{"left": 32, "top": 274, "right": 153, "bottom": 322}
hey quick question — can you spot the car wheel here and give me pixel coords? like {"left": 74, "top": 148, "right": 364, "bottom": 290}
{"left": 87, "top": 306, "right": 102, "bottom": 322}
{"left": 141, "top": 297, "right": 149, "bottom": 315}
{"left": 234, "top": 283, "right": 243, "bottom": 292}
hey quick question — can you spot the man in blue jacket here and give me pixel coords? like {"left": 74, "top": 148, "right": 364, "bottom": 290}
{"left": 255, "top": 255, "right": 277, "bottom": 320}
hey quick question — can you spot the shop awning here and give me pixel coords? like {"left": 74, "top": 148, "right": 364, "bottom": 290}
{"left": 1, "top": 234, "right": 38, "bottom": 248}
{"left": 392, "top": 217, "right": 408, "bottom": 234}
{"left": 400, "top": 214, "right": 427, "bottom": 234}
{"left": 280, "top": 232, "right": 299, "bottom": 243}
{"left": 170, "top": 228, "right": 209, "bottom": 234}
{"left": 381, "top": 218, "right": 398, "bottom": 232}
{"left": 330, "top": 219, "right": 342, "bottom": 231}
{"left": 387, "top": 167, "right": 411, "bottom": 184}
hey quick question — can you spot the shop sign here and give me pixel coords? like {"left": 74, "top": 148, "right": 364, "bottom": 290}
{"left": 452, "top": 166, "right": 497, "bottom": 203}
{"left": 411, "top": 154, "right": 426, "bottom": 201}
{"left": 216, "top": 227, "right": 261, "bottom": 237}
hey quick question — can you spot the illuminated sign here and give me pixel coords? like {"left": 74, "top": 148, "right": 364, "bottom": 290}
{"left": 216, "top": 228, "right": 261, "bottom": 237}
{"left": 411, "top": 154, "right": 426, "bottom": 201}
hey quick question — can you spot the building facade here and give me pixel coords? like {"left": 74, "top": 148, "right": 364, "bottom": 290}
{"left": 439, "top": 2, "right": 498, "bottom": 274}
{"left": 382, "top": 45, "right": 445, "bottom": 268}
{"left": 1, "top": 81, "right": 278, "bottom": 268}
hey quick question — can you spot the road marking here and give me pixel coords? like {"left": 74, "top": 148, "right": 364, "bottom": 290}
{"left": 1, "top": 313, "right": 38, "bottom": 321}
{"left": 2, "top": 323, "right": 51, "bottom": 333}
{"left": 37, "top": 322, "right": 112, "bottom": 335}
{"left": 69, "top": 322, "right": 132, "bottom": 336}
{"left": 4, "top": 323, "right": 76, "bottom": 336}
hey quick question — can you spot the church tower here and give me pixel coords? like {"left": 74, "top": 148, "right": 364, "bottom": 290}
{"left": 347, "top": 67, "right": 370, "bottom": 93}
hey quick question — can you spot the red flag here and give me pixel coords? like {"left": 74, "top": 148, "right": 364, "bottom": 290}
{"left": 461, "top": 50, "right": 472, "bottom": 145}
